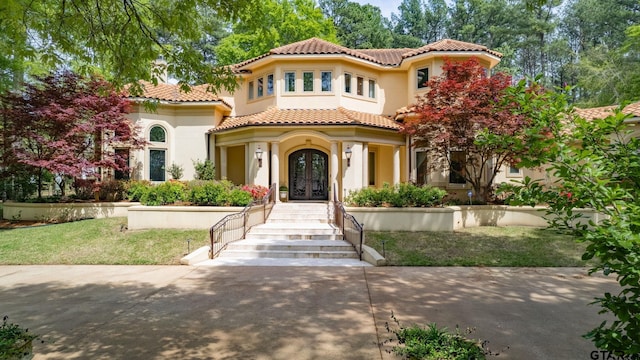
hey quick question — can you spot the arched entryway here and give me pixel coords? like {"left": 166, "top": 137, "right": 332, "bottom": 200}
{"left": 288, "top": 149, "right": 329, "bottom": 201}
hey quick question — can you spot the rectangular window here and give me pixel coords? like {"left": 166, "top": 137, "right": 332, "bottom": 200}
{"left": 321, "top": 71, "right": 332, "bottom": 92}
{"left": 114, "top": 148, "right": 130, "bottom": 180}
{"left": 449, "top": 151, "right": 466, "bottom": 184}
{"left": 417, "top": 67, "right": 429, "bottom": 89}
{"left": 357, "top": 76, "right": 364, "bottom": 96}
{"left": 150, "top": 149, "right": 166, "bottom": 182}
{"left": 416, "top": 151, "right": 428, "bottom": 186}
{"left": 508, "top": 166, "right": 521, "bottom": 176}
{"left": 344, "top": 73, "right": 352, "bottom": 93}
{"left": 303, "top": 71, "right": 314, "bottom": 92}
{"left": 257, "top": 77, "right": 264, "bottom": 97}
{"left": 267, "top": 74, "right": 274, "bottom": 95}
{"left": 368, "top": 152, "right": 376, "bottom": 186}
{"left": 248, "top": 81, "right": 254, "bottom": 100}
{"left": 284, "top": 72, "right": 296, "bottom": 92}
{"left": 368, "top": 79, "right": 376, "bottom": 98}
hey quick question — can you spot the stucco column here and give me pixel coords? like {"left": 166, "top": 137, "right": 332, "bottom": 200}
{"left": 250, "top": 142, "right": 269, "bottom": 187}
{"left": 393, "top": 145, "right": 400, "bottom": 185}
{"left": 362, "top": 142, "right": 369, "bottom": 188}
{"left": 330, "top": 141, "right": 338, "bottom": 201}
{"left": 220, "top": 146, "right": 227, "bottom": 180}
{"left": 271, "top": 142, "right": 280, "bottom": 201}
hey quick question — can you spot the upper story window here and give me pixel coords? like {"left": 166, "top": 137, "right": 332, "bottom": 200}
{"left": 357, "top": 76, "right": 364, "bottom": 96}
{"left": 284, "top": 72, "right": 296, "bottom": 92}
{"left": 321, "top": 71, "right": 332, "bottom": 92}
{"left": 303, "top": 71, "right": 314, "bottom": 92}
{"left": 267, "top": 74, "right": 274, "bottom": 95}
{"left": 248, "top": 74, "right": 273, "bottom": 99}
{"left": 248, "top": 81, "right": 254, "bottom": 100}
{"left": 257, "top": 78, "right": 264, "bottom": 97}
{"left": 149, "top": 125, "right": 166, "bottom": 142}
{"left": 344, "top": 73, "right": 352, "bottom": 93}
{"left": 417, "top": 67, "right": 429, "bottom": 89}
{"left": 368, "top": 79, "right": 376, "bottom": 98}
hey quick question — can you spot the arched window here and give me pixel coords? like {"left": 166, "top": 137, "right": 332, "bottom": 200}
{"left": 149, "top": 126, "right": 166, "bottom": 142}
{"left": 148, "top": 125, "right": 167, "bottom": 181}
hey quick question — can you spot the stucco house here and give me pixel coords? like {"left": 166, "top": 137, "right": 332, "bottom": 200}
{"left": 124, "top": 37, "right": 519, "bottom": 201}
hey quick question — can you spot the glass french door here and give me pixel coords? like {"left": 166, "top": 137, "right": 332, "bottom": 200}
{"left": 288, "top": 149, "right": 328, "bottom": 200}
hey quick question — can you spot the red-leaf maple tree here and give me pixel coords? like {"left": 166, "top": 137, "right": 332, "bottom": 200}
{"left": 1, "top": 71, "right": 145, "bottom": 198}
{"left": 401, "top": 57, "right": 542, "bottom": 202}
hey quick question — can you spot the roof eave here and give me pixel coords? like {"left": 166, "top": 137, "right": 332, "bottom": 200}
{"left": 400, "top": 51, "right": 502, "bottom": 69}
{"left": 210, "top": 122, "right": 400, "bottom": 134}
{"left": 129, "top": 97, "right": 232, "bottom": 110}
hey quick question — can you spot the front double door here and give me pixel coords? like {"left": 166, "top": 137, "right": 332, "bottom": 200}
{"left": 288, "top": 149, "right": 329, "bottom": 201}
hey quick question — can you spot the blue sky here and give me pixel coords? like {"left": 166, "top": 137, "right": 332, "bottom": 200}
{"left": 351, "top": 0, "right": 399, "bottom": 19}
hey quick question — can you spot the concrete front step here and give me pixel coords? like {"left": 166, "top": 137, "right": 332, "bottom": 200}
{"left": 219, "top": 250, "right": 358, "bottom": 259}
{"left": 219, "top": 239, "right": 358, "bottom": 260}
{"left": 227, "top": 239, "right": 354, "bottom": 251}
{"left": 205, "top": 202, "right": 367, "bottom": 266}
{"left": 267, "top": 214, "right": 330, "bottom": 223}
{"left": 195, "top": 258, "right": 371, "bottom": 267}
{"left": 245, "top": 223, "right": 342, "bottom": 240}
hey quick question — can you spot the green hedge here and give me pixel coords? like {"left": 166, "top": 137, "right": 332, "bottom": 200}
{"left": 345, "top": 183, "right": 447, "bottom": 207}
{"left": 126, "top": 179, "right": 259, "bottom": 207}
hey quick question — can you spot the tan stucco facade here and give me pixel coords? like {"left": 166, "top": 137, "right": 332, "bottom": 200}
{"left": 126, "top": 38, "right": 519, "bottom": 201}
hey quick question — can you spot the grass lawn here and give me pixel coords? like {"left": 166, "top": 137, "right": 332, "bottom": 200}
{"left": 0, "top": 217, "right": 209, "bottom": 265}
{"left": 0, "top": 217, "right": 594, "bottom": 267}
{"left": 366, "top": 226, "right": 597, "bottom": 267}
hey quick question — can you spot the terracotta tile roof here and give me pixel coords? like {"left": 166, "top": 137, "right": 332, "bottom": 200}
{"left": 575, "top": 101, "right": 640, "bottom": 120}
{"left": 402, "top": 39, "right": 503, "bottom": 59}
{"left": 210, "top": 107, "right": 400, "bottom": 133}
{"left": 574, "top": 105, "right": 617, "bottom": 120}
{"left": 233, "top": 37, "right": 502, "bottom": 70}
{"left": 356, "top": 49, "right": 412, "bottom": 66}
{"left": 126, "top": 81, "right": 229, "bottom": 106}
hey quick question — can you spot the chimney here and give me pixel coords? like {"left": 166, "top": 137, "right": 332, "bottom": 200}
{"left": 152, "top": 56, "right": 168, "bottom": 84}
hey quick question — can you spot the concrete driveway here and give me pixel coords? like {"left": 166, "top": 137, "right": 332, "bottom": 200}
{"left": 0, "top": 266, "right": 619, "bottom": 359}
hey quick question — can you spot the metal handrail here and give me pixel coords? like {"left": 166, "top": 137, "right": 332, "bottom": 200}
{"left": 209, "top": 183, "right": 276, "bottom": 259}
{"left": 332, "top": 183, "right": 364, "bottom": 261}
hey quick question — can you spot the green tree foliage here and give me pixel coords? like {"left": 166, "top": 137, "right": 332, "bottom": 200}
{"left": 0, "top": 0, "right": 256, "bottom": 94}
{"left": 500, "top": 99, "right": 640, "bottom": 354}
{"left": 391, "top": 0, "right": 449, "bottom": 45}
{"left": 320, "top": 0, "right": 393, "bottom": 49}
{"left": 215, "top": 0, "right": 337, "bottom": 65}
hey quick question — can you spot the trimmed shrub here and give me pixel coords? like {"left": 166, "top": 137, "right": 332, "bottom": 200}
{"left": 72, "top": 178, "right": 96, "bottom": 200}
{"left": 346, "top": 183, "right": 446, "bottom": 207}
{"left": 98, "top": 180, "right": 126, "bottom": 201}
{"left": 187, "top": 180, "right": 234, "bottom": 206}
{"left": 226, "top": 189, "right": 253, "bottom": 206}
{"left": 125, "top": 180, "right": 152, "bottom": 202}
{"left": 140, "top": 181, "right": 186, "bottom": 206}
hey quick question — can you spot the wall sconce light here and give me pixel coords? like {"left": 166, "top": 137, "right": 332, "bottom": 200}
{"left": 255, "top": 146, "right": 263, "bottom": 167}
{"left": 345, "top": 146, "right": 352, "bottom": 167}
